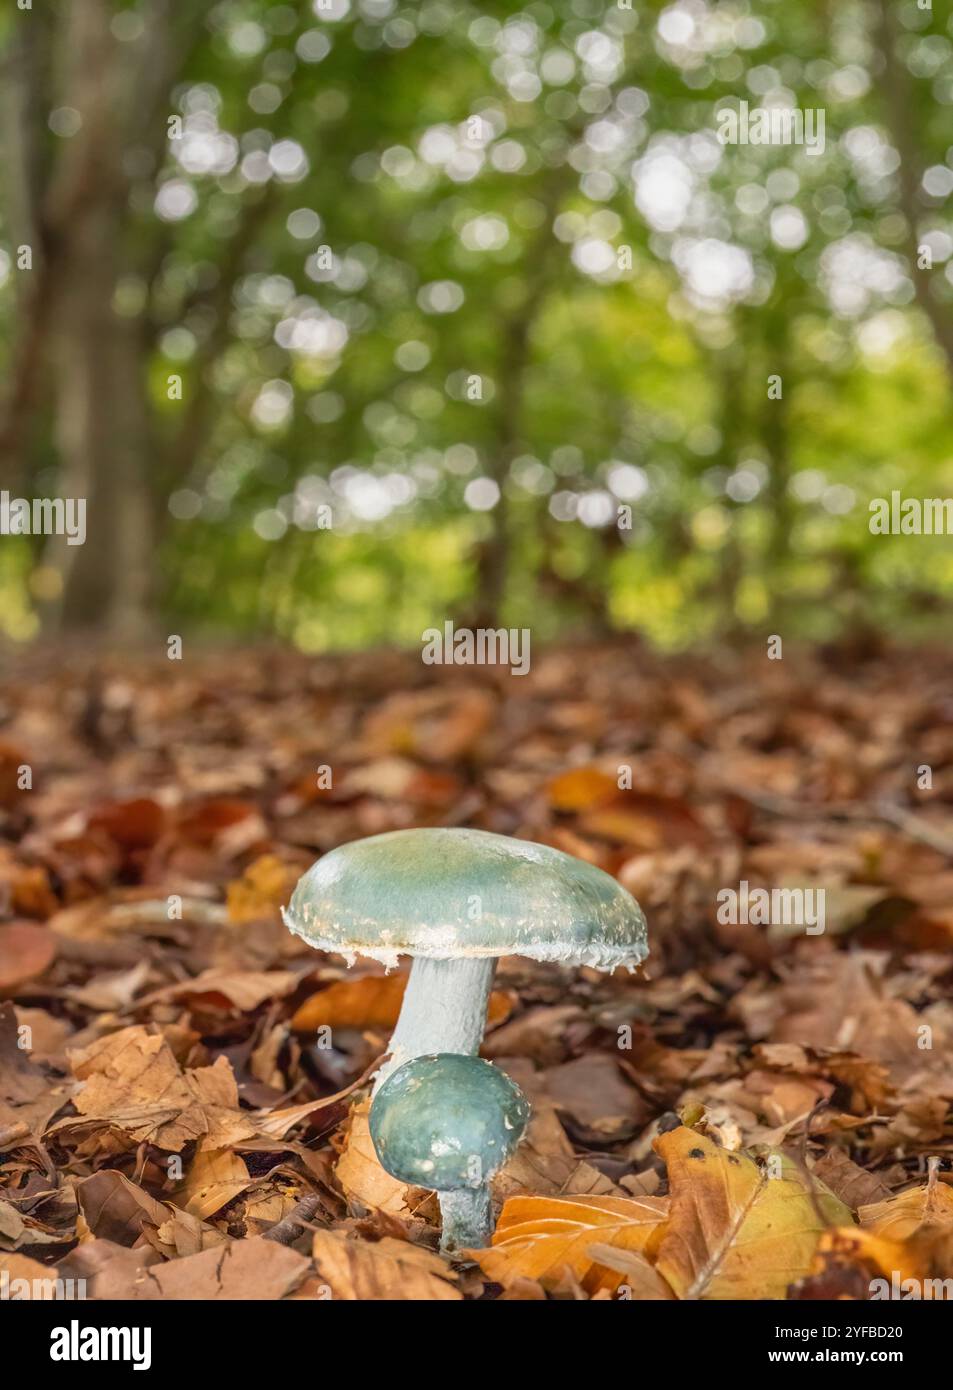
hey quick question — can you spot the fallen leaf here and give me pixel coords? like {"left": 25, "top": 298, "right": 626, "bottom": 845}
{"left": 76, "top": 1170, "right": 168, "bottom": 1246}
{"left": 56, "top": 1240, "right": 162, "bottom": 1299}
{"left": 68, "top": 1025, "right": 255, "bottom": 1150}
{"left": 180, "top": 1148, "right": 253, "bottom": 1220}
{"left": 810, "top": 1149, "right": 893, "bottom": 1211}
{"left": 547, "top": 766, "right": 619, "bottom": 812}
{"left": 0, "top": 1251, "right": 63, "bottom": 1296}
{"left": 470, "top": 1193, "right": 670, "bottom": 1296}
{"left": 543, "top": 1053, "right": 650, "bottom": 1142}
{"left": 653, "top": 1126, "right": 853, "bottom": 1299}
{"left": 75, "top": 1170, "right": 227, "bottom": 1257}
{"left": 132, "top": 1235, "right": 310, "bottom": 1300}
{"left": 0, "top": 924, "right": 57, "bottom": 993}
{"left": 140, "top": 969, "right": 297, "bottom": 1012}
{"left": 335, "top": 1097, "right": 410, "bottom": 1216}
{"left": 310, "top": 1228, "right": 460, "bottom": 1300}
{"left": 226, "top": 855, "right": 299, "bottom": 925}
{"left": 66, "top": 959, "right": 151, "bottom": 1011}
{"left": 859, "top": 1178, "right": 953, "bottom": 1242}
{"left": 292, "top": 972, "right": 513, "bottom": 1034}
{"left": 87, "top": 798, "right": 166, "bottom": 851}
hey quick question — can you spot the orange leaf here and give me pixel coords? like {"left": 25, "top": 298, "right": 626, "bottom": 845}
{"left": 469, "top": 1193, "right": 670, "bottom": 1296}
{"left": 291, "top": 973, "right": 513, "bottom": 1033}
{"left": 547, "top": 767, "right": 619, "bottom": 812}
{"left": 859, "top": 1178, "right": 953, "bottom": 1242}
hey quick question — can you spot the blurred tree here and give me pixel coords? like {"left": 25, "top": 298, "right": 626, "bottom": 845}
{"left": 0, "top": 0, "right": 951, "bottom": 646}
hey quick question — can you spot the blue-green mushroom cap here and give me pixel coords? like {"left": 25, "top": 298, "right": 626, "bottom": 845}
{"left": 370, "top": 1053, "right": 530, "bottom": 1190}
{"left": 282, "top": 827, "right": 648, "bottom": 971}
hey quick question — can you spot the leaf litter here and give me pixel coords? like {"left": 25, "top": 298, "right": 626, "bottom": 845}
{"left": 1, "top": 642, "right": 952, "bottom": 1299}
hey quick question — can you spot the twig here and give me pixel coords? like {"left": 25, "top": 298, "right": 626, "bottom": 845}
{"left": 262, "top": 1192, "right": 324, "bottom": 1246}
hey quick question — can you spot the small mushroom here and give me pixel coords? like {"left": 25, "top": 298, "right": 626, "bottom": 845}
{"left": 369, "top": 1052, "right": 529, "bottom": 1251}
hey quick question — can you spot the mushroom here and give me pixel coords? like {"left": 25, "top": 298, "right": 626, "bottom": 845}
{"left": 369, "top": 1052, "right": 530, "bottom": 1250}
{"left": 283, "top": 826, "right": 648, "bottom": 1090}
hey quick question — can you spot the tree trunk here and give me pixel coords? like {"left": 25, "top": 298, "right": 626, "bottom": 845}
{"left": 873, "top": 0, "right": 953, "bottom": 382}
{"left": 36, "top": 0, "right": 156, "bottom": 639}
{"left": 45, "top": 213, "right": 155, "bottom": 637}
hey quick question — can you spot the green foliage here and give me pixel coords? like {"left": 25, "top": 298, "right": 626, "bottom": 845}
{"left": 2, "top": 0, "right": 953, "bottom": 644}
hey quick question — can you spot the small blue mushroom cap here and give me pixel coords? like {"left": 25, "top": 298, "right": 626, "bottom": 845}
{"left": 369, "top": 1053, "right": 530, "bottom": 1191}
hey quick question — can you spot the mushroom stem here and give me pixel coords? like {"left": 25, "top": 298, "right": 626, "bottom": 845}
{"left": 438, "top": 1186, "right": 492, "bottom": 1253}
{"left": 373, "top": 956, "right": 497, "bottom": 1093}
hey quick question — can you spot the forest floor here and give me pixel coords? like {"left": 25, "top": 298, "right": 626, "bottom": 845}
{"left": 2, "top": 638, "right": 953, "bottom": 1301}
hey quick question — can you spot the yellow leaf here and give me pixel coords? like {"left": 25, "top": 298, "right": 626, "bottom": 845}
{"left": 469, "top": 1193, "right": 670, "bottom": 1296}
{"left": 654, "top": 1126, "right": 853, "bottom": 1300}
{"left": 226, "top": 855, "right": 297, "bottom": 925}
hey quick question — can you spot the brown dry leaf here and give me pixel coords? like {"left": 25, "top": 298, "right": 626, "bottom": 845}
{"left": 810, "top": 1149, "right": 892, "bottom": 1211}
{"left": 579, "top": 793, "right": 708, "bottom": 851}
{"left": 470, "top": 1193, "right": 670, "bottom": 1296}
{"left": 87, "top": 798, "right": 167, "bottom": 851}
{"left": 491, "top": 1089, "right": 577, "bottom": 1199}
{"left": 0, "top": 1201, "right": 70, "bottom": 1250}
{"left": 362, "top": 687, "right": 494, "bottom": 763}
{"left": 560, "top": 1161, "right": 628, "bottom": 1198}
{"left": 76, "top": 1170, "right": 169, "bottom": 1246}
{"left": 133, "top": 1235, "right": 310, "bottom": 1300}
{"left": 180, "top": 1148, "right": 254, "bottom": 1220}
{"left": 66, "top": 960, "right": 152, "bottom": 1012}
{"left": 175, "top": 798, "right": 264, "bottom": 850}
{"left": 0, "top": 741, "right": 30, "bottom": 809}
{"left": 76, "top": 1170, "right": 228, "bottom": 1256}
{"left": 57, "top": 1240, "right": 163, "bottom": 1299}
{"left": 0, "top": 1000, "right": 70, "bottom": 1138}
{"left": 12, "top": 1006, "right": 72, "bottom": 1060}
{"left": 292, "top": 972, "right": 513, "bottom": 1033}
{"left": 292, "top": 973, "right": 410, "bottom": 1032}
{"left": 0, "top": 924, "right": 57, "bottom": 993}
{"left": 310, "top": 1228, "right": 460, "bottom": 1300}
{"left": 0, "top": 1251, "right": 64, "bottom": 1296}
{"left": 335, "top": 1097, "right": 410, "bottom": 1215}
{"left": 140, "top": 969, "right": 297, "bottom": 1012}
{"left": 69, "top": 1025, "right": 255, "bottom": 1150}
{"left": 345, "top": 757, "right": 463, "bottom": 809}
{"left": 0, "top": 1001, "right": 48, "bottom": 1106}
{"left": 543, "top": 1053, "right": 650, "bottom": 1142}
{"left": 735, "top": 1068, "right": 834, "bottom": 1126}
{"left": 653, "top": 1126, "right": 853, "bottom": 1300}
{"left": 886, "top": 1095, "right": 948, "bottom": 1145}
{"left": 482, "top": 1005, "right": 583, "bottom": 1065}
